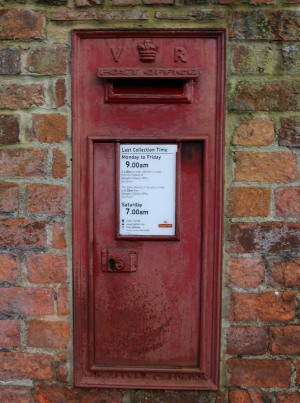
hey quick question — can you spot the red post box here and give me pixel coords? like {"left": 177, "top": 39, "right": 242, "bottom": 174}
{"left": 72, "top": 29, "right": 225, "bottom": 390}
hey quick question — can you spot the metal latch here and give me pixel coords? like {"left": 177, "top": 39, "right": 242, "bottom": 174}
{"left": 101, "top": 248, "right": 137, "bottom": 273}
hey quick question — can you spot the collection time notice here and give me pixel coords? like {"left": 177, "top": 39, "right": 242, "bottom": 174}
{"left": 119, "top": 144, "right": 177, "bottom": 236}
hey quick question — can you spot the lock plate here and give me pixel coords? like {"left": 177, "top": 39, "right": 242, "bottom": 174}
{"left": 101, "top": 248, "right": 137, "bottom": 272}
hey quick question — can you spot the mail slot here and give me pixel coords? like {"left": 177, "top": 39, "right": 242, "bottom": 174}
{"left": 72, "top": 30, "right": 225, "bottom": 390}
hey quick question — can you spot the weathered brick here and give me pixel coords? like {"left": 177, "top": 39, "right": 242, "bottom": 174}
{"left": 144, "top": 0, "right": 174, "bottom": 4}
{"left": 0, "top": 149, "right": 46, "bottom": 178}
{"left": 52, "top": 148, "right": 67, "bottom": 179}
{"left": 279, "top": 117, "right": 300, "bottom": 147}
{"left": 234, "top": 152, "right": 298, "bottom": 183}
{"left": 32, "top": 114, "right": 67, "bottom": 143}
{"left": 0, "top": 115, "right": 19, "bottom": 144}
{"left": 28, "top": 253, "right": 67, "bottom": 283}
{"left": 275, "top": 187, "right": 300, "bottom": 217}
{"left": 0, "top": 219, "right": 46, "bottom": 249}
{"left": 57, "top": 288, "right": 69, "bottom": 316}
{"left": 277, "top": 393, "right": 300, "bottom": 403}
{"left": 229, "top": 390, "right": 275, "bottom": 403}
{"left": 27, "top": 45, "right": 67, "bottom": 75}
{"left": 28, "top": 320, "right": 70, "bottom": 349}
{"left": 229, "top": 11, "right": 300, "bottom": 41}
{"left": 54, "top": 355, "right": 69, "bottom": 382}
{"left": 75, "top": 0, "right": 101, "bottom": 5}
{"left": 55, "top": 79, "right": 66, "bottom": 108}
{"left": 229, "top": 223, "right": 300, "bottom": 254}
{"left": 52, "top": 222, "right": 67, "bottom": 249}
{"left": 226, "top": 326, "right": 267, "bottom": 355}
{"left": 268, "top": 258, "right": 300, "bottom": 288}
{"left": 228, "top": 359, "right": 291, "bottom": 387}
{"left": 113, "top": 0, "right": 140, "bottom": 5}
{"left": 34, "top": 385, "right": 123, "bottom": 402}
{"left": 0, "top": 183, "right": 19, "bottom": 213}
{"left": 0, "top": 9, "right": 45, "bottom": 40}
{"left": 281, "top": 44, "right": 300, "bottom": 75}
{"left": 0, "top": 82, "right": 44, "bottom": 110}
{"left": 131, "top": 390, "right": 225, "bottom": 403}
{"left": 0, "top": 320, "right": 19, "bottom": 348}
{"left": 0, "top": 287, "right": 54, "bottom": 317}
{"left": 229, "top": 258, "right": 265, "bottom": 288}
{"left": 229, "top": 292, "right": 296, "bottom": 322}
{"left": 232, "top": 118, "right": 274, "bottom": 146}
{"left": 0, "top": 46, "right": 21, "bottom": 75}
{"left": 0, "top": 254, "right": 18, "bottom": 282}
{"left": 0, "top": 352, "right": 53, "bottom": 380}
{"left": 0, "top": 387, "right": 33, "bottom": 403}
{"left": 38, "top": 0, "right": 68, "bottom": 4}
{"left": 229, "top": 80, "right": 300, "bottom": 112}
{"left": 231, "top": 45, "right": 275, "bottom": 75}
{"left": 26, "top": 184, "right": 68, "bottom": 215}
{"left": 227, "top": 188, "right": 270, "bottom": 217}
{"left": 270, "top": 326, "right": 300, "bottom": 354}
{"left": 51, "top": 10, "right": 149, "bottom": 20}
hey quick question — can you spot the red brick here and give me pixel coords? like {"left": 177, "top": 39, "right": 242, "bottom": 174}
{"left": 0, "top": 183, "right": 19, "bottom": 213}
{"left": 229, "top": 390, "right": 275, "bottom": 403}
{"left": 229, "top": 258, "right": 265, "bottom": 288}
{"left": 0, "top": 387, "right": 32, "bottom": 403}
{"left": 0, "top": 82, "right": 44, "bottom": 110}
{"left": 0, "top": 46, "right": 21, "bottom": 75}
{"left": 0, "top": 352, "right": 53, "bottom": 380}
{"left": 268, "top": 258, "right": 300, "bottom": 287}
{"left": 0, "top": 115, "right": 19, "bottom": 145}
{"left": 227, "top": 188, "right": 270, "bottom": 217}
{"left": 279, "top": 117, "right": 300, "bottom": 147}
{"left": 52, "top": 222, "right": 67, "bottom": 249}
{"left": 233, "top": 118, "right": 274, "bottom": 146}
{"left": 0, "top": 149, "right": 46, "bottom": 178}
{"left": 26, "top": 184, "right": 68, "bottom": 215}
{"left": 52, "top": 148, "right": 67, "bottom": 179}
{"left": 27, "top": 254, "right": 67, "bottom": 283}
{"left": 275, "top": 187, "right": 300, "bottom": 217}
{"left": 54, "top": 354, "right": 69, "bottom": 381}
{"left": 55, "top": 79, "right": 66, "bottom": 108}
{"left": 26, "top": 45, "right": 67, "bottom": 75}
{"left": 0, "top": 219, "right": 46, "bottom": 249}
{"left": 57, "top": 288, "right": 69, "bottom": 316}
{"left": 270, "top": 326, "right": 300, "bottom": 354}
{"left": 296, "top": 359, "right": 300, "bottom": 384}
{"left": 0, "top": 254, "right": 19, "bottom": 282}
{"left": 229, "top": 80, "right": 300, "bottom": 112}
{"left": 229, "top": 11, "right": 300, "bottom": 41}
{"left": 34, "top": 385, "right": 123, "bottom": 403}
{"left": 228, "top": 359, "right": 291, "bottom": 387}
{"left": 0, "top": 320, "right": 19, "bottom": 348}
{"left": 75, "top": 0, "right": 101, "bottom": 4}
{"left": 28, "top": 320, "right": 70, "bottom": 349}
{"left": 229, "top": 223, "right": 300, "bottom": 254}
{"left": 226, "top": 326, "right": 266, "bottom": 355}
{"left": 32, "top": 114, "right": 67, "bottom": 143}
{"left": 234, "top": 152, "right": 298, "bottom": 183}
{"left": 0, "top": 9, "right": 45, "bottom": 40}
{"left": 277, "top": 393, "right": 300, "bottom": 403}
{"left": 229, "top": 292, "right": 296, "bottom": 322}
{"left": 0, "top": 287, "right": 54, "bottom": 316}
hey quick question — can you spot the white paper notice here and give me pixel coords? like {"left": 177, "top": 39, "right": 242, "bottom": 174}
{"left": 119, "top": 144, "right": 177, "bottom": 236}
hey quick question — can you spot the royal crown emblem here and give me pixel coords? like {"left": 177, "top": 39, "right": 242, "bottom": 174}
{"left": 137, "top": 40, "right": 158, "bottom": 63}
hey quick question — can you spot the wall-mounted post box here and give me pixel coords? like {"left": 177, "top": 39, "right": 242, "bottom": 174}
{"left": 72, "top": 29, "right": 225, "bottom": 390}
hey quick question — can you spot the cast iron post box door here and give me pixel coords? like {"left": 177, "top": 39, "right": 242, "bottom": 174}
{"left": 73, "top": 30, "right": 225, "bottom": 390}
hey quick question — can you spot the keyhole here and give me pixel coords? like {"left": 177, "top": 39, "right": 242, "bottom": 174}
{"left": 108, "top": 258, "right": 116, "bottom": 271}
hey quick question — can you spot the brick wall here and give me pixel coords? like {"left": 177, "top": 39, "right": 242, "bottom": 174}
{"left": 0, "top": 0, "right": 299, "bottom": 402}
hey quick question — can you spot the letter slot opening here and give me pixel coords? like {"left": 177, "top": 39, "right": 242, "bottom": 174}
{"left": 105, "top": 78, "right": 193, "bottom": 103}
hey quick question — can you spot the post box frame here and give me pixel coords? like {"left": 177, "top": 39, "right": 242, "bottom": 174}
{"left": 72, "top": 29, "right": 225, "bottom": 390}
